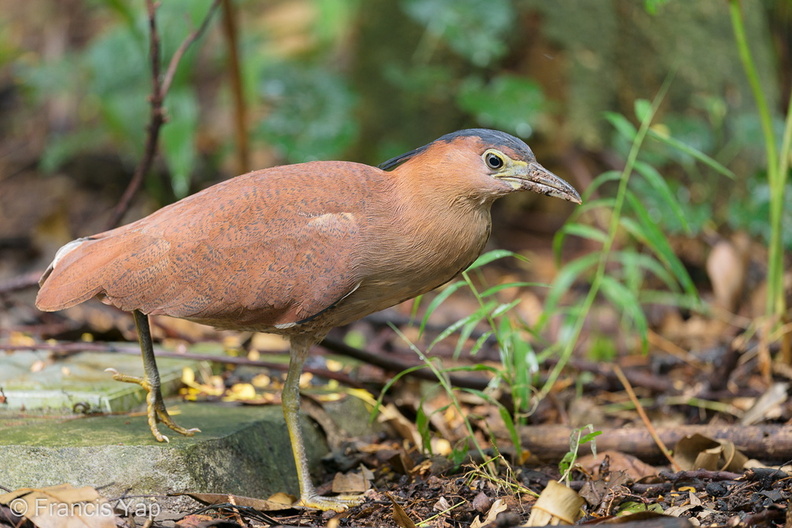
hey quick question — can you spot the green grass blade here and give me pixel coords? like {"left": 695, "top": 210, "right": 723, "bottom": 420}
{"left": 599, "top": 275, "right": 649, "bottom": 348}
{"left": 647, "top": 128, "right": 735, "bottom": 179}
{"left": 466, "top": 249, "right": 522, "bottom": 271}
{"left": 604, "top": 112, "right": 638, "bottom": 140}
{"left": 633, "top": 160, "right": 691, "bottom": 234}
{"left": 429, "top": 300, "right": 497, "bottom": 350}
{"left": 613, "top": 250, "right": 680, "bottom": 292}
{"left": 478, "top": 281, "right": 547, "bottom": 298}
{"left": 621, "top": 194, "right": 697, "bottom": 296}
{"left": 419, "top": 280, "right": 466, "bottom": 336}
{"left": 536, "top": 252, "right": 600, "bottom": 331}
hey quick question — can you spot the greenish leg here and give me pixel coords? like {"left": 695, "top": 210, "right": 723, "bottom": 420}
{"left": 107, "top": 309, "right": 200, "bottom": 442}
{"left": 283, "top": 335, "right": 364, "bottom": 511}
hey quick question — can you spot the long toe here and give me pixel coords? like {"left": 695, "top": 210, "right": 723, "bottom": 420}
{"left": 298, "top": 494, "right": 365, "bottom": 512}
{"left": 152, "top": 399, "right": 200, "bottom": 437}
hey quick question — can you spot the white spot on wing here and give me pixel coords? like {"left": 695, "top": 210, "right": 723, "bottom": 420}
{"left": 306, "top": 212, "right": 356, "bottom": 229}
{"left": 51, "top": 238, "right": 88, "bottom": 269}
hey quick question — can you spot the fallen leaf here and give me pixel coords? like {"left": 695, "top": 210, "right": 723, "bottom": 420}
{"left": 525, "top": 481, "right": 584, "bottom": 526}
{"left": 385, "top": 492, "right": 417, "bottom": 528}
{"left": 332, "top": 471, "right": 370, "bottom": 494}
{"left": 0, "top": 484, "right": 115, "bottom": 528}
{"left": 471, "top": 498, "right": 507, "bottom": 528}
{"left": 184, "top": 492, "right": 295, "bottom": 511}
{"left": 576, "top": 451, "right": 657, "bottom": 480}
{"left": 471, "top": 491, "right": 492, "bottom": 513}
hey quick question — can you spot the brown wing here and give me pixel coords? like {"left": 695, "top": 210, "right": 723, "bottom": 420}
{"left": 36, "top": 162, "right": 379, "bottom": 329}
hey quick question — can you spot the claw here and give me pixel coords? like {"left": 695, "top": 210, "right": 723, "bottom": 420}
{"left": 297, "top": 493, "right": 365, "bottom": 512}
{"left": 107, "top": 367, "right": 198, "bottom": 442}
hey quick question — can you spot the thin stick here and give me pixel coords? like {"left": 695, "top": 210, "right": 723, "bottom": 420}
{"left": 161, "top": 0, "right": 221, "bottom": 96}
{"left": 105, "top": 0, "right": 220, "bottom": 230}
{"left": 613, "top": 364, "right": 682, "bottom": 471}
{"left": 220, "top": 0, "right": 249, "bottom": 174}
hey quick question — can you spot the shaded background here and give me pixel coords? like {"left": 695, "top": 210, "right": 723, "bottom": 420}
{"left": 0, "top": 0, "right": 789, "bottom": 339}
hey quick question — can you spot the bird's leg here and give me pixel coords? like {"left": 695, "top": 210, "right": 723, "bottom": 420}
{"left": 107, "top": 309, "right": 200, "bottom": 442}
{"left": 283, "top": 335, "right": 364, "bottom": 512}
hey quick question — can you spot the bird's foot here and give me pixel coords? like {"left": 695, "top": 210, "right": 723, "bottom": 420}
{"left": 297, "top": 493, "right": 365, "bottom": 512}
{"left": 106, "top": 368, "right": 201, "bottom": 443}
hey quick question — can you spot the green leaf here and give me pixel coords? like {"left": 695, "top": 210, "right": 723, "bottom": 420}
{"left": 554, "top": 224, "right": 608, "bottom": 260}
{"left": 537, "top": 252, "right": 600, "bottom": 331}
{"left": 622, "top": 193, "right": 697, "bottom": 296}
{"left": 419, "top": 280, "right": 466, "bottom": 336}
{"left": 478, "top": 281, "right": 547, "bottom": 298}
{"left": 575, "top": 197, "right": 618, "bottom": 216}
{"left": 161, "top": 87, "right": 199, "bottom": 198}
{"left": 604, "top": 112, "right": 638, "bottom": 141}
{"left": 466, "top": 249, "right": 522, "bottom": 271}
{"left": 457, "top": 74, "right": 545, "bottom": 137}
{"left": 599, "top": 275, "right": 648, "bottom": 348}
{"left": 634, "top": 99, "right": 652, "bottom": 122}
{"left": 632, "top": 161, "right": 690, "bottom": 234}
{"left": 257, "top": 63, "right": 358, "bottom": 162}
{"left": 468, "top": 330, "right": 493, "bottom": 356}
{"left": 416, "top": 405, "right": 432, "bottom": 453}
{"left": 647, "top": 128, "right": 735, "bottom": 179}
{"left": 429, "top": 300, "right": 498, "bottom": 350}
{"left": 612, "top": 251, "right": 680, "bottom": 292}
{"left": 579, "top": 430, "right": 603, "bottom": 445}
{"left": 403, "top": 0, "right": 514, "bottom": 66}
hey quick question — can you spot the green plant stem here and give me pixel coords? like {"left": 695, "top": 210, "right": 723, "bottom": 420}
{"left": 539, "top": 77, "right": 674, "bottom": 399}
{"left": 729, "top": 0, "right": 785, "bottom": 319}
{"left": 389, "top": 325, "right": 495, "bottom": 476}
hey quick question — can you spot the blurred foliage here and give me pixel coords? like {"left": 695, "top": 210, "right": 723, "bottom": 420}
{"left": 457, "top": 74, "right": 546, "bottom": 138}
{"left": 402, "top": 0, "right": 514, "bottom": 66}
{"left": 16, "top": 0, "right": 212, "bottom": 197}
{"left": 4, "top": 1, "right": 791, "bottom": 334}
{"left": 256, "top": 62, "right": 357, "bottom": 162}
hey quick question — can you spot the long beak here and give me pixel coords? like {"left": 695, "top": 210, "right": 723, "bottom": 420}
{"left": 511, "top": 162, "right": 582, "bottom": 204}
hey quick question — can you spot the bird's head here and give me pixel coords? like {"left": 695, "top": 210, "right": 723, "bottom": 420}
{"left": 379, "top": 128, "right": 582, "bottom": 205}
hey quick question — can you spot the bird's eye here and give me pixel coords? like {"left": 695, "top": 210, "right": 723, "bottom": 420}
{"left": 485, "top": 152, "right": 504, "bottom": 170}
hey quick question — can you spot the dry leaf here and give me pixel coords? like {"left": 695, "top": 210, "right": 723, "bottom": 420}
{"left": 433, "top": 496, "right": 451, "bottom": 512}
{"left": 0, "top": 484, "right": 115, "bottom": 528}
{"left": 471, "top": 498, "right": 508, "bottom": 528}
{"left": 706, "top": 236, "right": 748, "bottom": 313}
{"left": 184, "top": 492, "right": 295, "bottom": 511}
{"left": 332, "top": 471, "right": 370, "bottom": 494}
{"left": 385, "top": 492, "right": 417, "bottom": 528}
{"left": 524, "top": 481, "right": 584, "bottom": 526}
{"left": 471, "top": 491, "right": 492, "bottom": 513}
{"left": 674, "top": 434, "right": 747, "bottom": 472}
{"left": 576, "top": 451, "right": 657, "bottom": 480}
{"left": 740, "top": 382, "right": 789, "bottom": 425}
{"left": 378, "top": 403, "right": 422, "bottom": 447}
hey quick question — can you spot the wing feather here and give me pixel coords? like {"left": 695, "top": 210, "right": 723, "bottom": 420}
{"left": 36, "top": 162, "right": 378, "bottom": 330}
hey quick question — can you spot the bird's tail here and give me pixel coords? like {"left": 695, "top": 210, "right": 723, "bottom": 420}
{"left": 36, "top": 236, "right": 113, "bottom": 312}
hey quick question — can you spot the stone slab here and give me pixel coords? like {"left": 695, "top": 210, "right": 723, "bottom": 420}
{"left": 0, "top": 350, "right": 197, "bottom": 414}
{"left": 0, "top": 402, "right": 329, "bottom": 499}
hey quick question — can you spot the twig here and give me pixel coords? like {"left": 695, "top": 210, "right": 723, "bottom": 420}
{"left": 220, "top": 0, "right": 249, "bottom": 174}
{"left": 658, "top": 469, "right": 744, "bottom": 482}
{"left": 105, "top": 0, "right": 220, "bottom": 230}
{"left": 319, "top": 336, "right": 492, "bottom": 391}
{"left": 0, "top": 342, "right": 364, "bottom": 388}
{"left": 161, "top": 1, "right": 221, "bottom": 96}
{"left": 613, "top": 364, "right": 682, "bottom": 471}
{"left": 0, "top": 270, "right": 41, "bottom": 294}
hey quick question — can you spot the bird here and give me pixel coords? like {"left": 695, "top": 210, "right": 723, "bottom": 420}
{"left": 35, "top": 128, "right": 581, "bottom": 511}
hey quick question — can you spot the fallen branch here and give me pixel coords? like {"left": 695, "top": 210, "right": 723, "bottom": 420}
{"left": 520, "top": 424, "right": 792, "bottom": 462}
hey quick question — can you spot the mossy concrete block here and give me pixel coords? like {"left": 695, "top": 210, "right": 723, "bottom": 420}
{"left": 0, "top": 402, "right": 328, "bottom": 499}
{"left": 0, "top": 350, "right": 196, "bottom": 414}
